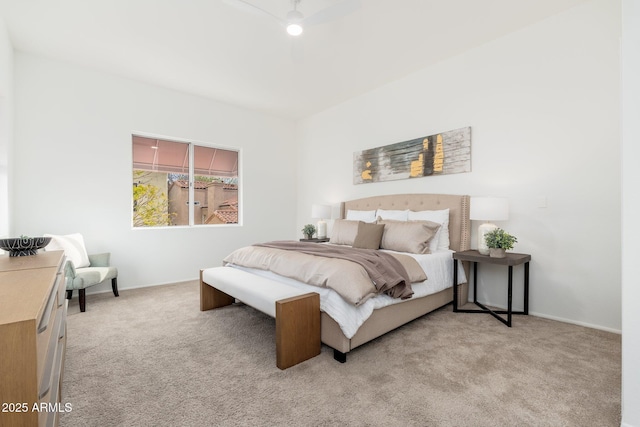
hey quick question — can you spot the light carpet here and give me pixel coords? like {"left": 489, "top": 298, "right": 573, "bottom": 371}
{"left": 60, "top": 281, "right": 621, "bottom": 426}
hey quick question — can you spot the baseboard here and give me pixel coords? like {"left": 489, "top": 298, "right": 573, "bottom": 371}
{"left": 81, "top": 277, "right": 199, "bottom": 296}
{"left": 463, "top": 298, "right": 621, "bottom": 335}
{"left": 530, "top": 311, "right": 621, "bottom": 335}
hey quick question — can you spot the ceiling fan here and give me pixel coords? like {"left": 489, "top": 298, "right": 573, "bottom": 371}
{"left": 225, "top": 0, "right": 361, "bottom": 36}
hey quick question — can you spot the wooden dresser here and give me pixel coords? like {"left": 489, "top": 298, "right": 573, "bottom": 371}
{"left": 0, "top": 251, "right": 68, "bottom": 427}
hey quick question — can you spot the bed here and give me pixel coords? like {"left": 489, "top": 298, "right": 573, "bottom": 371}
{"left": 201, "top": 193, "right": 471, "bottom": 364}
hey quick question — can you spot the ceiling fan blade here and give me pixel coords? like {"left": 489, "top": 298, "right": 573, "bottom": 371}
{"left": 223, "top": 0, "right": 285, "bottom": 25}
{"left": 302, "top": 0, "right": 361, "bottom": 27}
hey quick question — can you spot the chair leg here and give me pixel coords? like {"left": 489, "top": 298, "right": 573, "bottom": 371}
{"left": 79, "top": 289, "right": 86, "bottom": 312}
{"left": 66, "top": 290, "right": 73, "bottom": 300}
{"left": 112, "top": 278, "right": 119, "bottom": 297}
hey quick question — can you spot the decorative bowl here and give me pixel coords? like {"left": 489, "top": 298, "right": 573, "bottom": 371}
{"left": 0, "top": 237, "right": 52, "bottom": 257}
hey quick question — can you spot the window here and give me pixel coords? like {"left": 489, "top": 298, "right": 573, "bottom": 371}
{"left": 132, "top": 135, "right": 239, "bottom": 228}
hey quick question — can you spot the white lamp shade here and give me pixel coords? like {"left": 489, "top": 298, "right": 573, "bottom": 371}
{"left": 470, "top": 197, "right": 509, "bottom": 221}
{"left": 311, "top": 204, "right": 331, "bottom": 219}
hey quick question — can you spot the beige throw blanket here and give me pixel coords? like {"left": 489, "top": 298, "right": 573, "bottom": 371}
{"left": 223, "top": 242, "right": 424, "bottom": 305}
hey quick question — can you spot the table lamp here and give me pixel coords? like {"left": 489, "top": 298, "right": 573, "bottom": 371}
{"left": 311, "top": 204, "right": 332, "bottom": 239}
{"left": 470, "top": 197, "right": 509, "bottom": 255}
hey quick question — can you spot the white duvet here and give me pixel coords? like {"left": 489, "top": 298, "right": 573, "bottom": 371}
{"left": 228, "top": 249, "right": 467, "bottom": 339}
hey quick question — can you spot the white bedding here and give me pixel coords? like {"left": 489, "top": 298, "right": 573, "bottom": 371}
{"left": 228, "top": 249, "right": 467, "bottom": 339}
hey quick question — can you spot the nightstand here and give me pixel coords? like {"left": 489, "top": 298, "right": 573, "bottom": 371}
{"left": 299, "top": 238, "right": 330, "bottom": 243}
{"left": 453, "top": 250, "right": 531, "bottom": 327}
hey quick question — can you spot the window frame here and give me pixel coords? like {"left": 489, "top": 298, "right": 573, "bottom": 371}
{"left": 131, "top": 132, "right": 242, "bottom": 229}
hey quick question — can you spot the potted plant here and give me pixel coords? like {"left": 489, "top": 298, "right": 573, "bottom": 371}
{"left": 484, "top": 228, "right": 517, "bottom": 258}
{"left": 301, "top": 224, "right": 317, "bottom": 240}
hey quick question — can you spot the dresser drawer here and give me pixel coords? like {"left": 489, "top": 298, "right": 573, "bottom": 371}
{"left": 56, "top": 270, "right": 66, "bottom": 308}
{"left": 38, "top": 299, "right": 64, "bottom": 401}
{"left": 36, "top": 271, "right": 60, "bottom": 384}
{"left": 38, "top": 323, "right": 66, "bottom": 427}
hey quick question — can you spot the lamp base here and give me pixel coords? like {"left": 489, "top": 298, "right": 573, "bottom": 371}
{"left": 317, "top": 220, "right": 327, "bottom": 239}
{"left": 477, "top": 222, "right": 497, "bottom": 255}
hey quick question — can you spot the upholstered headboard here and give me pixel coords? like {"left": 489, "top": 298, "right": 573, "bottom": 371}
{"left": 340, "top": 193, "right": 471, "bottom": 252}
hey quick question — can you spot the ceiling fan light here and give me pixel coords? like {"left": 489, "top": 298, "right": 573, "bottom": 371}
{"left": 286, "top": 23, "right": 303, "bottom": 36}
{"left": 286, "top": 8, "right": 304, "bottom": 36}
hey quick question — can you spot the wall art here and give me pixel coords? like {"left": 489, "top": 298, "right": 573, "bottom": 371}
{"left": 353, "top": 126, "right": 471, "bottom": 184}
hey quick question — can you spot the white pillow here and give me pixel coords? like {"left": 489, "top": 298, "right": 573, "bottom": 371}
{"left": 408, "top": 209, "right": 450, "bottom": 251}
{"left": 346, "top": 209, "right": 377, "bottom": 223}
{"left": 375, "top": 209, "right": 409, "bottom": 221}
{"left": 44, "top": 233, "right": 90, "bottom": 268}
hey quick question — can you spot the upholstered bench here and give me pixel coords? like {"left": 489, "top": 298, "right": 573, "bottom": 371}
{"left": 200, "top": 266, "right": 320, "bottom": 369}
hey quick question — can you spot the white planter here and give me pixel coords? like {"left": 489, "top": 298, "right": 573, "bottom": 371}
{"left": 489, "top": 248, "right": 506, "bottom": 258}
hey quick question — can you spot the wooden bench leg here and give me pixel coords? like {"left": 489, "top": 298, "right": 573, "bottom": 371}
{"left": 200, "top": 270, "right": 235, "bottom": 311}
{"left": 275, "top": 293, "right": 320, "bottom": 370}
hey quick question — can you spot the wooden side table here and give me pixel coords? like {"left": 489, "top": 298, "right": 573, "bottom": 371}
{"left": 453, "top": 250, "right": 531, "bottom": 327}
{"left": 299, "top": 238, "right": 330, "bottom": 243}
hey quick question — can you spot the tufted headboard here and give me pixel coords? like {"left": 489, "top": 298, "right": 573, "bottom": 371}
{"left": 340, "top": 193, "right": 471, "bottom": 252}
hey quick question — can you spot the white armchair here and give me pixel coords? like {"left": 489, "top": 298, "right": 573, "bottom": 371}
{"left": 45, "top": 233, "right": 119, "bottom": 312}
{"left": 65, "top": 252, "right": 118, "bottom": 312}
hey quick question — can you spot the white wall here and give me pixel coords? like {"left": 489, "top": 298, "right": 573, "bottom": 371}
{"left": 12, "top": 53, "right": 298, "bottom": 292}
{"left": 0, "top": 17, "right": 12, "bottom": 238}
{"left": 296, "top": 0, "right": 621, "bottom": 331}
{"left": 621, "top": 0, "right": 640, "bottom": 425}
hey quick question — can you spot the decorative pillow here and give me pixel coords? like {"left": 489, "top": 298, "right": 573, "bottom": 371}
{"left": 346, "top": 209, "right": 377, "bottom": 223}
{"left": 414, "top": 218, "right": 442, "bottom": 253}
{"left": 375, "top": 209, "right": 409, "bottom": 221}
{"left": 44, "top": 233, "right": 90, "bottom": 268}
{"left": 330, "top": 219, "right": 361, "bottom": 246}
{"left": 352, "top": 222, "right": 385, "bottom": 250}
{"left": 378, "top": 220, "right": 441, "bottom": 254}
{"left": 408, "top": 208, "right": 450, "bottom": 251}
{"left": 390, "top": 253, "right": 428, "bottom": 282}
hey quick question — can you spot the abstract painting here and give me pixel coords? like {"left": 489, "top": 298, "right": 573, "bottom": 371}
{"left": 353, "top": 126, "right": 471, "bottom": 184}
